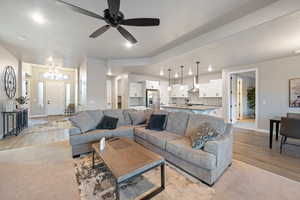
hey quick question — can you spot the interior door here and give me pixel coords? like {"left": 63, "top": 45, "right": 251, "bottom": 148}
{"left": 46, "top": 81, "right": 65, "bottom": 116}
{"left": 230, "top": 74, "right": 238, "bottom": 123}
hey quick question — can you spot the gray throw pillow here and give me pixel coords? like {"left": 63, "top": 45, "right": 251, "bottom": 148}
{"left": 129, "top": 111, "right": 146, "bottom": 125}
{"left": 69, "top": 112, "right": 95, "bottom": 133}
{"left": 189, "top": 122, "right": 220, "bottom": 150}
{"left": 86, "top": 110, "right": 104, "bottom": 128}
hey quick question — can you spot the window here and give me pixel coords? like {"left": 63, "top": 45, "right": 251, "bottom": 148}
{"left": 37, "top": 81, "right": 44, "bottom": 107}
{"left": 65, "top": 83, "right": 71, "bottom": 107}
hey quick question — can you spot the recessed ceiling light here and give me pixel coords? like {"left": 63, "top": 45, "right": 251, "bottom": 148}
{"left": 160, "top": 69, "right": 164, "bottom": 76}
{"left": 174, "top": 73, "right": 179, "bottom": 78}
{"left": 48, "top": 57, "right": 53, "bottom": 62}
{"left": 17, "top": 35, "right": 27, "bottom": 41}
{"left": 32, "top": 12, "right": 46, "bottom": 24}
{"left": 125, "top": 41, "right": 133, "bottom": 48}
{"left": 208, "top": 65, "right": 213, "bottom": 72}
{"left": 188, "top": 68, "right": 193, "bottom": 75}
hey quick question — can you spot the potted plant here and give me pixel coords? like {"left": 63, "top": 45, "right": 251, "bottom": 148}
{"left": 15, "top": 96, "right": 29, "bottom": 109}
{"left": 247, "top": 88, "right": 255, "bottom": 119}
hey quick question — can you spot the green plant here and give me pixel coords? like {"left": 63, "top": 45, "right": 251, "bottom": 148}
{"left": 15, "top": 96, "right": 29, "bottom": 105}
{"left": 247, "top": 87, "right": 255, "bottom": 118}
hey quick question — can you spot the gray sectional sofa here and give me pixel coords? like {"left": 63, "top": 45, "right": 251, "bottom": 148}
{"left": 69, "top": 109, "right": 233, "bottom": 186}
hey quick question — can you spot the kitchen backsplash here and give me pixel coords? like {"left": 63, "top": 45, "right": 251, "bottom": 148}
{"left": 169, "top": 92, "right": 222, "bottom": 107}
{"left": 129, "top": 97, "right": 145, "bottom": 106}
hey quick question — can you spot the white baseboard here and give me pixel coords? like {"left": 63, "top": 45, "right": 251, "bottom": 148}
{"left": 234, "top": 126, "right": 269, "bottom": 133}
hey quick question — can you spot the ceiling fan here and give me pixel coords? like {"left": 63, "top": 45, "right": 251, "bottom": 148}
{"left": 56, "top": 0, "right": 160, "bottom": 44}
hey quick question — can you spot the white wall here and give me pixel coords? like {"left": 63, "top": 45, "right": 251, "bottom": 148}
{"left": 223, "top": 54, "right": 300, "bottom": 130}
{"left": 79, "top": 57, "right": 108, "bottom": 110}
{"left": 0, "top": 44, "right": 19, "bottom": 139}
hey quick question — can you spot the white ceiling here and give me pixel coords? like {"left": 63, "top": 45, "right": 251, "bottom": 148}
{"left": 0, "top": 0, "right": 278, "bottom": 67}
{"left": 117, "top": 4, "right": 300, "bottom": 78}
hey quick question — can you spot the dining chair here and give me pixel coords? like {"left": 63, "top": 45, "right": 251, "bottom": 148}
{"left": 280, "top": 117, "right": 300, "bottom": 154}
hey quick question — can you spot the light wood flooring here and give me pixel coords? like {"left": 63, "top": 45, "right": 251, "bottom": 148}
{"left": 233, "top": 127, "right": 300, "bottom": 182}
{"left": 0, "top": 117, "right": 300, "bottom": 183}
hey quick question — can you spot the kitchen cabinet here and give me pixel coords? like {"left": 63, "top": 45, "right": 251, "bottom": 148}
{"left": 129, "top": 82, "right": 143, "bottom": 97}
{"left": 170, "top": 84, "right": 188, "bottom": 98}
{"left": 199, "top": 79, "right": 222, "bottom": 98}
{"left": 145, "top": 80, "right": 160, "bottom": 89}
{"left": 159, "top": 81, "right": 169, "bottom": 105}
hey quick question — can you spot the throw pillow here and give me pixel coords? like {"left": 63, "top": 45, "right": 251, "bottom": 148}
{"left": 69, "top": 112, "right": 95, "bottom": 133}
{"left": 129, "top": 110, "right": 146, "bottom": 125}
{"left": 96, "top": 115, "right": 119, "bottom": 130}
{"left": 189, "top": 122, "right": 220, "bottom": 150}
{"left": 147, "top": 114, "right": 167, "bottom": 131}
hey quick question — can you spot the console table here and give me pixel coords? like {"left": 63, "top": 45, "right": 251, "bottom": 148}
{"left": 2, "top": 109, "right": 28, "bottom": 138}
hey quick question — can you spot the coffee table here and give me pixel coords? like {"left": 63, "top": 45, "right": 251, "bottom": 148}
{"left": 92, "top": 138, "right": 165, "bottom": 200}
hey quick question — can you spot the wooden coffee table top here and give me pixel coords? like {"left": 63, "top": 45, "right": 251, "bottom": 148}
{"left": 92, "top": 138, "right": 164, "bottom": 182}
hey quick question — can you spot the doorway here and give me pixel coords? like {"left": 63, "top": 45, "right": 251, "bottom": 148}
{"left": 229, "top": 69, "right": 257, "bottom": 130}
{"left": 46, "top": 81, "right": 66, "bottom": 116}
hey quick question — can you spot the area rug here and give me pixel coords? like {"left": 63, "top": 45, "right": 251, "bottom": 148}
{"left": 74, "top": 154, "right": 215, "bottom": 200}
{"left": 22, "top": 119, "right": 73, "bottom": 134}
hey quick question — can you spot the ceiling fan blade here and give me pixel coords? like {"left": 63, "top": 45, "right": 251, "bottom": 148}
{"left": 107, "top": 0, "right": 120, "bottom": 17}
{"left": 121, "top": 18, "right": 160, "bottom": 26}
{"left": 117, "top": 26, "right": 137, "bottom": 44}
{"left": 56, "top": 0, "right": 104, "bottom": 20}
{"left": 89, "top": 25, "right": 111, "bottom": 38}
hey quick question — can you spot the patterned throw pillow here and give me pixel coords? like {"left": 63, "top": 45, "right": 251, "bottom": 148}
{"left": 189, "top": 122, "right": 220, "bottom": 150}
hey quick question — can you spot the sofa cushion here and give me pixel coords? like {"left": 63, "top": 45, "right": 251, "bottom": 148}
{"left": 128, "top": 110, "right": 146, "bottom": 125}
{"left": 70, "top": 126, "right": 134, "bottom": 145}
{"left": 166, "top": 137, "right": 217, "bottom": 170}
{"left": 104, "top": 109, "right": 129, "bottom": 127}
{"left": 123, "top": 109, "right": 135, "bottom": 125}
{"left": 144, "top": 109, "right": 153, "bottom": 123}
{"left": 134, "top": 127, "right": 181, "bottom": 149}
{"left": 86, "top": 110, "right": 104, "bottom": 128}
{"left": 185, "top": 114, "right": 226, "bottom": 137}
{"left": 69, "top": 112, "right": 95, "bottom": 133}
{"left": 166, "top": 112, "right": 189, "bottom": 136}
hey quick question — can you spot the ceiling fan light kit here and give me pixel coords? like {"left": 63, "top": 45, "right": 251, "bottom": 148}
{"left": 56, "top": 0, "right": 160, "bottom": 44}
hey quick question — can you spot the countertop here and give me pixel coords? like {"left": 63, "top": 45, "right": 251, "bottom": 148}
{"left": 161, "top": 104, "right": 222, "bottom": 111}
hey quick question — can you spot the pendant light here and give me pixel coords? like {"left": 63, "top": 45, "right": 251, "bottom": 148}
{"left": 168, "top": 68, "right": 172, "bottom": 91}
{"left": 180, "top": 66, "right": 184, "bottom": 90}
{"left": 195, "top": 61, "right": 200, "bottom": 88}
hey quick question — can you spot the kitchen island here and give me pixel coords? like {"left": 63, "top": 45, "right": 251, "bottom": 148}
{"left": 161, "top": 104, "right": 223, "bottom": 118}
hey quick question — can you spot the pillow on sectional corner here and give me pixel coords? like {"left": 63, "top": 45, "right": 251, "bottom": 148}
{"left": 69, "top": 112, "right": 95, "bottom": 133}
{"left": 128, "top": 110, "right": 146, "bottom": 125}
{"left": 96, "top": 115, "right": 119, "bottom": 130}
{"left": 146, "top": 114, "right": 167, "bottom": 131}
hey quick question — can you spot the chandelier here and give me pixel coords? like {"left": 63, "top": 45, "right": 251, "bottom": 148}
{"left": 42, "top": 66, "right": 68, "bottom": 81}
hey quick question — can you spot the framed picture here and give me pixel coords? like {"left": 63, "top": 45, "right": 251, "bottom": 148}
{"left": 289, "top": 78, "right": 300, "bottom": 107}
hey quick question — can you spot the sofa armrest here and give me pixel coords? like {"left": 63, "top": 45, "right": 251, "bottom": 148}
{"left": 203, "top": 124, "right": 233, "bottom": 167}
{"left": 69, "top": 126, "right": 82, "bottom": 136}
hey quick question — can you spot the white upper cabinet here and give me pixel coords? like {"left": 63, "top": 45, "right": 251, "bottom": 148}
{"left": 170, "top": 84, "right": 188, "bottom": 98}
{"left": 199, "top": 79, "right": 222, "bottom": 98}
{"left": 159, "top": 81, "right": 169, "bottom": 105}
{"left": 129, "top": 82, "right": 143, "bottom": 97}
{"left": 145, "top": 80, "right": 160, "bottom": 89}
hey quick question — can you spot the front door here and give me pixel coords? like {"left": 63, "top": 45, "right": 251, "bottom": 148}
{"left": 46, "top": 81, "right": 65, "bottom": 115}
